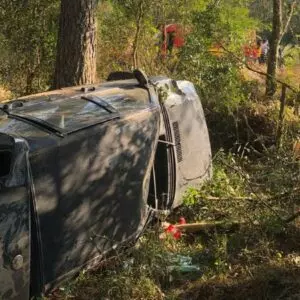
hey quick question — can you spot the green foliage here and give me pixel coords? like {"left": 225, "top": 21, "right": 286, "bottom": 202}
{"left": 183, "top": 152, "right": 248, "bottom": 208}
{"left": 249, "top": 0, "right": 273, "bottom": 30}
{"left": 58, "top": 231, "right": 178, "bottom": 299}
{"left": 96, "top": 0, "right": 210, "bottom": 77}
{"left": 97, "top": 2, "right": 135, "bottom": 77}
{"left": 212, "top": 233, "right": 229, "bottom": 273}
{"left": 183, "top": 150, "right": 248, "bottom": 210}
{"left": 0, "top": 0, "right": 59, "bottom": 96}
{"left": 203, "top": 163, "right": 246, "bottom": 198}
{"left": 177, "top": 1, "right": 257, "bottom": 115}
{"left": 281, "top": 45, "right": 300, "bottom": 67}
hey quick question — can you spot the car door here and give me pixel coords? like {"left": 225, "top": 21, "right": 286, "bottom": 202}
{"left": 28, "top": 93, "right": 160, "bottom": 291}
{"left": 0, "top": 133, "right": 31, "bottom": 299}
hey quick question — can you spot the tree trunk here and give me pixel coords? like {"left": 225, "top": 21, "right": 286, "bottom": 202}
{"left": 132, "top": 0, "right": 144, "bottom": 69}
{"left": 266, "top": 0, "right": 282, "bottom": 97}
{"left": 278, "top": 1, "right": 297, "bottom": 45}
{"left": 53, "top": 0, "right": 97, "bottom": 89}
{"left": 276, "top": 84, "right": 287, "bottom": 149}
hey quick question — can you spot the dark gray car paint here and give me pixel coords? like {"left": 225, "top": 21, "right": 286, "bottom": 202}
{"left": 0, "top": 135, "right": 31, "bottom": 299}
{"left": 0, "top": 77, "right": 211, "bottom": 298}
{"left": 30, "top": 108, "right": 160, "bottom": 290}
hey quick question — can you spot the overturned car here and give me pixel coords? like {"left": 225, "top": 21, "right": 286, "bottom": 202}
{"left": 0, "top": 70, "right": 211, "bottom": 299}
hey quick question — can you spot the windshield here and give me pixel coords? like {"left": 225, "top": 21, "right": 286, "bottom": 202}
{"left": 8, "top": 97, "right": 116, "bottom": 134}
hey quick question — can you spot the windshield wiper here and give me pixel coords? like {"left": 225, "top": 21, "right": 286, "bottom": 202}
{"left": 0, "top": 101, "right": 24, "bottom": 115}
{"left": 8, "top": 114, "right": 64, "bottom": 137}
{"left": 81, "top": 96, "right": 118, "bottom": 114}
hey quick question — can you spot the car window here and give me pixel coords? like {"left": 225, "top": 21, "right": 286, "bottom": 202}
{"left": 0, "top": 116, "right": 48, "bottom": 137}
{"left": 8, "top": 97, "right": 116, "bottom": 134}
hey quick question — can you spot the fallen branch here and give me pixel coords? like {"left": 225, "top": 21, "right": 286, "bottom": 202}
{"left": 249, "top": 145, "right": 264, "bottom": 157}
{"left": 173, "top": 213, "right": 300, "bottom": 233}
{"left": 164, "top": 210, "right": 300, "bottom": 236}
{"left": 273, "top": 187, "right": 300, "bottom": 200}
{"left": 219, "top": 158, "right": 284, "bottom": 221}
{"left": 243, "top": 114, "right": 256, "bottom": 137}
{"left": 284, "top": 210, "right": 300, "bottom": 224}
{"left": 175, "top": 220, "right": 243, "bottom": 233}
{"left": 201, "top": 186, "right": 300, "bottom": 203}
{"left": 204, "top": 196, "right": 252, "bottom": 201}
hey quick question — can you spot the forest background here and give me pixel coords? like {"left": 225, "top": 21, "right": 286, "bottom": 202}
{"left": 1, "top": 0, "right": 300, "bottom": 299}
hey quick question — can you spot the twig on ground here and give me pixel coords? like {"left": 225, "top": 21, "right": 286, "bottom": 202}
{"left": 284, "top": 211, "right": 300, "bottom": 223}
{"left": 175, "top": 220, "right": 243, "bottom": 233}
{"left": 219, "top": 158, "right": 284, "bottom": 221}
{"left": 201, "top": 187, "right": 300, "bottom": 203}
{"left": 204, "top": 196, "right": 252, "bottom": 201}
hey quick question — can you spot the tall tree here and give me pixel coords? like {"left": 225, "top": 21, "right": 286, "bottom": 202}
{"left": 266, "top": 0, "right": 282, "bottom": 97}
{"left": 54, "top": 0, "right": 97, "bottom": 88}
{"left": 279, "top": 0, "right": 297, "bottom": 45}
{"left": 266, "top": 0, "right": 297, "bottom": 96}
{"left": 132, "top": 0, "right": 145, "bottom": 69}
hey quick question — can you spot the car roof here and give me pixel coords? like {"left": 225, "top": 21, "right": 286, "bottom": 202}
{"left": 0, "top": 79, "right": 151, "bottom": 152}
{"left": 16, "top": 79, "right": 147, "bottom": 102}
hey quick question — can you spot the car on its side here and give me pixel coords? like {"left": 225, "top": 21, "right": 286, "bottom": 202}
{"left": 0, "top": 70, "right": 211, "bottom": 299}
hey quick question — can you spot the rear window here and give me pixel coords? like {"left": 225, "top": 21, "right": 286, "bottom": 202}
{"left": 9, "top": 97, "right": 116, "bottom": 134}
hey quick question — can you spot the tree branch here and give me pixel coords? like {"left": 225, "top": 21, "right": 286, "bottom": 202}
{"left": 132, "top": 0, "right": 145, "bottom": 69}
{"left": 219, "top": 44, "right": 299, "bottom": 93}
{"left": 279, "top": 1, "right": 297, "bottom": 45}
{"left": 284, "top": 210, "right": 300, "bottom": 223}
{"left": 212, "top": 0, "right": 222, "bottom": 7}
{"left": 219, "top": 158, "right": 284, "bottom": 221}
{"left": 202, "top": 187, "right": 300, "bottom": 203}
